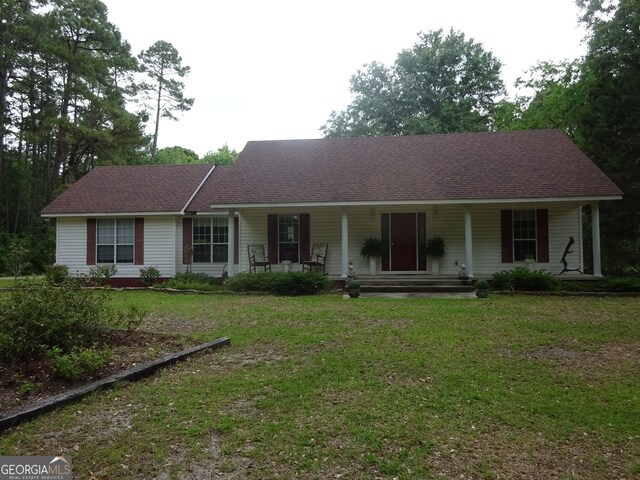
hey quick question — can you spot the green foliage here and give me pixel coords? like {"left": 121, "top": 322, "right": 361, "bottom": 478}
{"left": 346, "top": 280, "right": 361, "bottom": 291}
{"left": 360, "top": 238, "right": 383, "bottom": 258}
{"left": 593, "top": 276, "right": 640, "bottom": 293}
{"left": 575, "top": 0, "right": 640, "bottom": 271}
{"left": 492, "top": 267, "right": 561, "bottom": 292}
{"left": 138, "top": 40, "right": 194, "bottom": 163}
{"left": 48, "top": 346, "right": 111, "bottom": 381}
{"left": 5, "top": 236, "right": 30, "bottom": 279}
{"left": 113, "top": 304, "right": 148, "bottom": 331}
{"left": 139, "top": 266, "right": 161, "bottom": 286}
{"left": 44, "top": 264, "right": 70, "bottom": 284}
{"left": 89, "top": 264, "right": 118, "bottom": 286}
{"left": 201, "top": 144, "right": 239, "bottom": 165}
{"left": 0, "top": 279, "right": 116, "bottom": 361}
{"left": 155, "top": 146, "right": 199, "bottom": 164}
{"left": 322, "top": 28, "right": 505, "bottom": 137}
{"left": 474, "top": 279, "right": 489, "bottom": 290}
{"left": 164, "top": 271, "right": 221, "bottom": 291}
{"left": 19, "top": 381, "right": 38, "bottom": 396}
{"left": 495, "top": 61, "right": 582, "bottom": 131}
{"left": 225, "top": 272, "right": 332, "bottom": 296}
{"left": 425, "top": 236, "right": 447, "bottom": 259}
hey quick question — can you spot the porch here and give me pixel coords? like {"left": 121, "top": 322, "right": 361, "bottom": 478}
{"left": 222, "top": 201, "right": 602, "bottom": 279}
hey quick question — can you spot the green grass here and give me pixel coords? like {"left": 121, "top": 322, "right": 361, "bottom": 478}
{"left": 1, "top": 293, "right": 639, "bottom": 479}
{"left": 0, "top": 275, "right": 43, "bottom": 288}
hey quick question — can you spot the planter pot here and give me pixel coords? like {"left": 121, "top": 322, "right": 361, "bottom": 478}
{"left": 431, "top": 258, "right": 440, "bottom": 276}
{"left": 282, "top": 260, "right": 291, "bottom": 273}
{"left": 476, "top": 289, "right": 489, "bottom": 298}
{"left": 369, "top": 257, "right": 377, "bottom": 276}
{"left": 348, "top": 290, "right": 360, "bottom": 298}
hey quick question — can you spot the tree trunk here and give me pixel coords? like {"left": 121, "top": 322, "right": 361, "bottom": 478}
{"left": 150, "top": 78, "right": 163, "bottom": 164}
{"left": 49, "top": 67, "right": 73, "bottom": 201}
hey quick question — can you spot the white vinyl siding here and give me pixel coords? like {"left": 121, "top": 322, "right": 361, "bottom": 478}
{"left": 54, "top": 203, "right": 584, "bottom": 280}
{"left": 56, "top": 216, "right": 177, "bottom": 278}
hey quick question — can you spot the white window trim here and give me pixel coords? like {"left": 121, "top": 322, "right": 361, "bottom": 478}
{"left": 96, "top": 218, "right": 134, "bottom": 264}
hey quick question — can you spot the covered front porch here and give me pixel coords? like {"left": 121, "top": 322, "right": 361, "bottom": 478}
{"left": 223, "top": 200, "right": 604, "bottom": 279}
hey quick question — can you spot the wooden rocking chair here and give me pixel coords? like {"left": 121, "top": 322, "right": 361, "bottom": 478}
{"left": 302, "top": 243, "right": 327, "bottom": 274}
{"left": 247, "top": 245, "right": 271, "bottom": 273}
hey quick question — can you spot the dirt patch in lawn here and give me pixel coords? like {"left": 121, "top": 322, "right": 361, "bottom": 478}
{"left": 0, "top": 330, "right": 198, "bottom": 415}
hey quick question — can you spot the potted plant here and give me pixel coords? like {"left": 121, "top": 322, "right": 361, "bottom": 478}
{"left": 346, "top": 279, "right": 361, "bottom": 298}
{"left": 360, "top": 238, "right": 383, "bottom": 275}
{"left": 425, "top": 236, "right": 447, "bottom": 275}
{"left": 475, "top": 279, "right": 489, "bottom": 298}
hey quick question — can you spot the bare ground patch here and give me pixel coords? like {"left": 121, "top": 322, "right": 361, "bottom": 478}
{"left": 0, "top": 330, "right": 198, "bottom": 415}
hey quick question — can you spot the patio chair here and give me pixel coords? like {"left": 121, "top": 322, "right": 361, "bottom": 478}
{"left": 302, "top": 243, "right": 327, "bottom": 274}
{"left": 247, "top": 245, "right": 271, "bottom": 273}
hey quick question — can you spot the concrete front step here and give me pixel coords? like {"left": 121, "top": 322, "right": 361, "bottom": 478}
{"left": 361, "top": 284, "right": 475, "bottom": 293}
{"left": 357, "top": 276, "right": 474, "bottom": 293}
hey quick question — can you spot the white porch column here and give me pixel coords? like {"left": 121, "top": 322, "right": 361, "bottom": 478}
{"left": 591, "top": 202, "right": 602, "bottom": 277}
{"left": 227, "top": 210, "right": 235, "bottom": 277}
{"left": 464, "top": 205, "right": 475, "bottom": 278}
{"left": 341, "top": 206, "right": 349, "bottom": 278}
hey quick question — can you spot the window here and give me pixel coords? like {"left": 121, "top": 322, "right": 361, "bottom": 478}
{"left": 278, "top": 214, "right": 299, "bottom": 262}
{"left": 513, "top": 210, "right": 536, "bottom": 261}
{"left": 96, "top": 219, "right": 134, "bottom": 263}
{"left": 192, "top": 217, "right": 228, "bottom": 263}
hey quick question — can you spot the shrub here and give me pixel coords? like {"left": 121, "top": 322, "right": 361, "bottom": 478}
{"left": 5, "top": 237, "right": 30, "bottom": 280}
{"left": 164, "top": 271, "right": 220, "bottom": 291}
{"left": 89, "top": 264, "right": 118, "bottom": 286}
{"left": 593, "top": 276, "right": 640, "bottom": 292}
{"left": 226, "top": 271, "right": 332, "bottom": 296}
{"left": 139, "top": 266, "right": 161, "bottom": 286}
{"left": 492, "top": 267, "right": 560, "bottom": 291}
{"left": 346, "top": 280, "right": 361, "bottom": 291}
{"left": 44, "top": 264, "right": 70, "bottom": 284}
{"left": 475, "top": 279, "right": 489, "bottom": 290}
{"left": 48, "top": 346, "right": 111, "bottom": 381}
{"left": 113, "top": 303, "right": 148, "bottom": 331}
{"left": 0, "top": 278, "right": 115, "bottom": 361}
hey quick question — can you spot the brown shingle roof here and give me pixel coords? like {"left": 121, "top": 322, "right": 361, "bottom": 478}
{"left": 187, "top": 130, "right": 622, "bottom": 210}
{"left": 42, "top": 164, "right": 214, "bottom": 215}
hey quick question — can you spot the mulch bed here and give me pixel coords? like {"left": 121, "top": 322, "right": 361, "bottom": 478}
{"left": 0, "top": 330, "right": 197, "bottom": 416}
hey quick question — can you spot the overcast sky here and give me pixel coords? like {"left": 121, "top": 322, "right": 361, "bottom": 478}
{"left": 101, "top": 0, "right": 588, "bottom": 156}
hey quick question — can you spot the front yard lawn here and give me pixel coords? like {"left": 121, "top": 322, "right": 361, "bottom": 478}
{"left": 1, "top": 293, "right": 638, "bottom": 479}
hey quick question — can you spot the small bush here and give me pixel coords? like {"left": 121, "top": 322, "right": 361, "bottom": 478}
{"left": 475, "top": 279, "right": 489, "bottom": 290}
{"left": 89, "top": 264, "right": 117, "bottom": 286}
{"left": 492, "top": 267, "right": 560, "bottom": 291}
{"left": 594, "top": 276, "right": 640, "bottom": 292}
{"left": 48, "top": 346, "right": 111, "bottom": 381}
{"left": 114, "top": 304, "right": 148, "bottom": 331}
{"left": 44, "top": 264, "right": 70, "bottom": 284}
{"left": 346, "top": 280, "right": 361, "bottom": 291}
{"left": 139, "top": 266, "right": 161, "bottom": 286}
{"left": 0, "top": 278, "right": 116, "bottom": 361}
{"left": 226, "top": 272, "right": 332, "bottom": 296}
{"left": 164, "top": 271, "right": 220, "bottom": 291}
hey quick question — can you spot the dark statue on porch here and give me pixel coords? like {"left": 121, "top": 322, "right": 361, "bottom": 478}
{"left": 559, "top": 236, "right": 583, "bottom": 275}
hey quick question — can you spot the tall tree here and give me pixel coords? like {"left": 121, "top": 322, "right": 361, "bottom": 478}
{"left": 45, "top": 0, "right": 144, "bottom": 198}
{"left": 574, "top": 0, "right": 640, "bottom": 271}
{"left": 155, "top": 146, "right": 199, "bottom": 164}
{"left": 138, "top": 40, "right": 194, "bottom": 164}
{"left": 494, "top": 61, "right": 582, "bottom": 132}
{"left": 322, "top": 29, "right": 505, "bottom": 137}
{"left": 201, "top": 144, "right": 238, "bottom": 165}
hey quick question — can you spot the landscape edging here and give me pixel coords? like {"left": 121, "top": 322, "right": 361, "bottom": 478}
{"left": 0, "top": 337, "right": 231, "bottom": 433}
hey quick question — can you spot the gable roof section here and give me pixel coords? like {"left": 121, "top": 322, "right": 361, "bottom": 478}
{"left": 42, "top": 164, "right": 215, "bottom": 216}
{"left": 187, "top": 130, "right": 622, "bottom": 210}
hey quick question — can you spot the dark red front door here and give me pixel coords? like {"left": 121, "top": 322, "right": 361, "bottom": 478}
{"left": 390, "top": 213, "right": 417, "bottom": 270}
